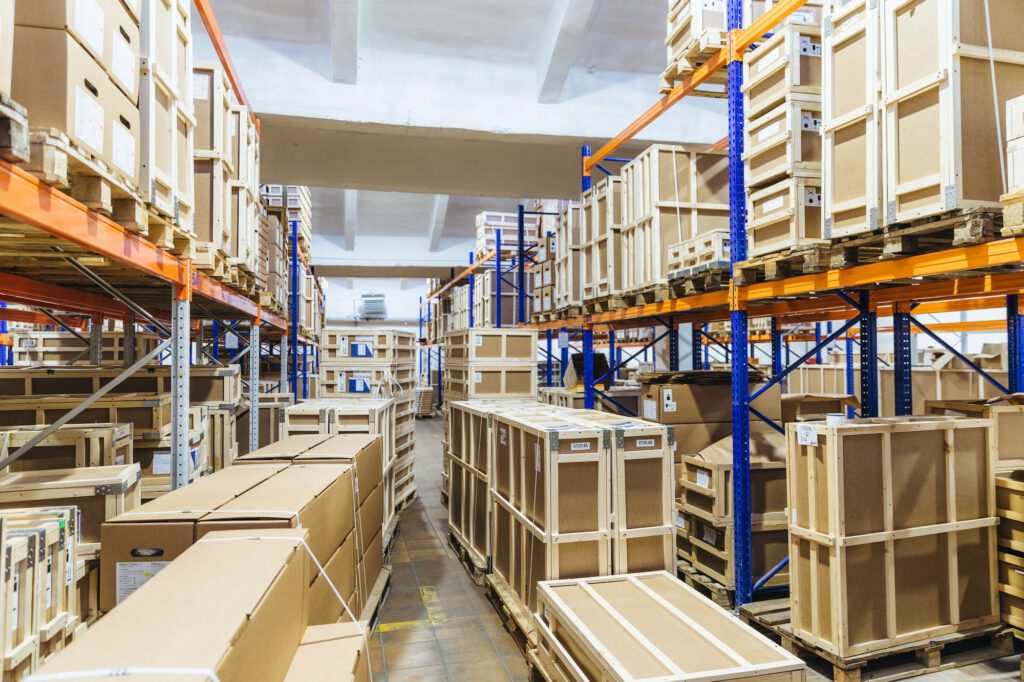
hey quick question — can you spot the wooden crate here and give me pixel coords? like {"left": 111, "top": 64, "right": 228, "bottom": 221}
{"left": 823, "top": 0, "right": 883, "bottom": 238}
{"left": 281, "top": 398, "right": 396, "bottom": 470}
{"left": 443, "top": 363, "right": 538, "bottom": 400}
{"left": 925, "top": 398, "right": 1024, "bottom": 473}
{"left": 745, "top": 0, "right": 827, "bottom": 27}
{"left": 748, "top": 171, "right": 825, "bottom": 258}
{"left": 320, "top": 363, "right": 416, "bottom": 397}
{"left": 2, "top": 529, "right": 37, "bottom": 678}
{"left": 134, "top": 427, "right": 209, "bottom": 499}
{"left": 881, "top": 0, "right": 1024, "bottom": 225}
{"left": 996, "top": 471, "right": 1024, "bottom": 553}
{"left": 679, "top": 426, "right": 788, "bottom": 526}
{"left": 665, "top": 0, "right": 728, "bottom": 71}
{"left": 10, "top": 330, "right": 162, "bottom": 366}
{"left": 0, "top": 465, "right": 143, "bottom": 560}
{"left": 193, "top": 155, "right": 232, "bottom": 267}
{"left": 321, "top": 328, "right": 416, "bottom": 365}
{"left": 686, "top": 514, "right": 790, "bottom": 591}
{"left": 532, "top": 572, "right": 805, "bottom": 682}
{"left": 620, "top": 144, "right": 729, "bottom": 293}
{"left": 192, "top": 61, "right": 232, "bottom": 159}
{"left": 0, "top": 423, "right": 133, "bottom": 474}
{"left": 554, "top": 203, "right": 583, "bottom": 311}
{"left": 743, "top": 23, "right": 822, "bottom": 120}
{"left": 474, "top": 211, "right": 542, "bottom": 259}
{"left": 9, "top": 519, "right": 67, "bottom": 660}
{"left": 471, "top": 268, "right": 533, "bottom": 328}
{"left": 745, "top": 94, "right": 822, "bottom": 190}
{"left": 0, "top": 394, "right": 172, "bottom": 439}
{"left": 787, "top": 416, "right": 999, "bottom": 660}
{"left": 667, "top": 229, "right": 730, "bottom": 276}
{"left": 580, "top": 177, "right": 624, "bottom": 300}
{"left": 444, "top": 328, "right": 537, "bottom": 364}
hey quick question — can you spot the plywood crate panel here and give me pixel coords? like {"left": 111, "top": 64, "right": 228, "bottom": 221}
{"left": 554, "top": 203, "right": 583, "bottom": 310}
{"left": 620, "top": 144, "right": 729, "bottom": 293}
{"left": 745, "top": 0, "right": 827, "bottom": 28}
{"left": 787, "top": 415, "right": 998, "bottom": 659}
{"left": 667, "top": 229, "right": 730, "bottom": 275}
{"left": 0, "top": 423, "right": 133, "bottom": 474}
{"left": 320, "top": 364, "right": 416, "bottom": 397}
{"left": 444, "top": 328, "right": 537, "bottom": 364}
{"left": 472, "top": 268, "right": 533, "bottom": 328}
{"left": 321, "top": 328, "right": 416, "bottom": 365}
{"left": 743, "top": 23, "right": 822, "bottom": 120}
{"left": 823, "top": 0, "right": 883, "bottom": 238}
{"left": 281, "top": 398, "right": 395, "bottom": 471}
{"left": 926, "top": 397, "right": 1024, "bottom": 473}
{"left": 0, "top": 394, "right": 172, "bottom": 438}
{"left": 745, "top": 94, "right": 823, "bottom": 189}
{"left": 665, "top": 0, "right": 728, "bottom": 67}
{"left": 580, "top": 177, "right": 624, "bottom": 300}
{"left": 686, "top": 515, "right": 790, "bottom": 590}
{"left": 533, "top": 572, "right": 804, "bottom": 682}
{"left": 10, "top": 330, "right": 162, "bottom": 366}
{"left": 192, "top": 61, "right": 233, "bottom": 157}
{"left": 443, "top": 363, "right": 538, "bottom": 400}
{"left": 748, "top": 172, "right": 825, "bottom": 257}
{"left": 881, "top": 0, "right": 1024, "bottom": 225}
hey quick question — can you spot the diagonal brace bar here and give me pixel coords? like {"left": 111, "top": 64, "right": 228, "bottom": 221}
{"left": 910, "top": 316, "right": 1010, "bottom": 394}
{"left": 593, "top": 389, "right": 638, "bottom": 417}
{"left": 751, "top": 316, "right": 860, "bottom": 401}
{"left": 593, "top": 329, "right": 672, "bottom": 385}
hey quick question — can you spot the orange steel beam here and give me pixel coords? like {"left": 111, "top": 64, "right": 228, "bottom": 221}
{"left": 583, "top": 0, "right": 809, "bottom": 173}
{"left": 192, "top": 0, "right": 260, "bottom": 136}
{"left": 427, "top": 249, "right": 497, "bottom": 302}
{"left": 0, "top": 272, "right": 127, "bottom": 318}
{"left": 0, "top": 307, "right": 87, "bottom": 329}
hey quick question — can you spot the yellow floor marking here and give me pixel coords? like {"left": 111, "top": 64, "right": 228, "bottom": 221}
{"left": 376, "top": 585, "right": 448, "bottom": 632}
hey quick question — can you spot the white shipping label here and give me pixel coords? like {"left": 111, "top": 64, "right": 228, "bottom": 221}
{"left": 338, "top": 336, "right": 349, "bottom": 356}
{"left": 116, "top": 561, "right": 169, "bottom": 604}
{"left": 535, "top": 443, "right": 541, "bottom": 472}
{"left": 498, "top": 429, "right": 507, "bottom": 446}
{"left": 796, "top": 423, "right": 819, "bottom": 446}
{"left": 801, "top": 112, "right": 822, "bottom": 132}
{"left": 703, "top": 0, "right": 724, "bottom": 10}
{"left": 803, "top": 188, "right": 822, "bottom": 207}
{"left": 112, "top": 124, "right": 136, "bottom": 176}
{"left": 570, "top": 441, "right": 589, "bottom": 452}
{"left": 664, "top": 400, "right": 677, "bottom": 413}
{"left": 558, "top": 331, "right": 569, "bottom": 349}
{"left": 225, "top": 332, "right": 239, "bottom": 349}
{"left": 475, "top": 335, "right": 483, "bottom": 346}
{"left": 799, "top": 37, "right": 822, "bottom": 57}
{"left": 761, "top": 195, "right": 786, "bottom": 214}
{"left": 475, "top": 372, "right": 483, "bottom": 384}
{"left": 112, "top": 36, "right": 136, "bottom": 93}
{"left": 696, "top": 470, "right": 711, "bottom": 488}
{"left": 152, "top": 451, "right": 171, "bottom": 475}
{"left": 636, "top": 438, "right": 655, "bottom": 448}
{"left": 74, "top": 87, "right": 105, "bottom": 155}
{"left": 74, "top": 0, "right": 106, "bottom": 56}
{"left": 192, "top": 73, "right": 211, "bottom": 100}
{"left": 46, "top": 555, "right": 52, "bottom": 609}
{"left": 643, "top": 399, "right": 657, "bottom": 421}
{"left": 10, "top": 574, "right": 17, "bottom": 631}
{"left": 702, "top": 525, "right": 717, "bottom": 545}
{"left": 66, "top": 546, "right": 74, "bottom": 586}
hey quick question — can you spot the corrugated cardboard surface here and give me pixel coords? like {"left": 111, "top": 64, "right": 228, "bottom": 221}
{"left": 641, "top": 382, "right": 782, "bottom": 424}
{"left": 39, "top": 529, "right": 310, "bottom": 682}
{"left": 308, "top": 531, "right": 357, "bottom": 626}
{"left": 284, "top": 623, "right": 369, "bottom": 682}
{"left": 357, "top": 531, "right": 384, "bottom": 614}
{"left": 241, "top": 434, "right": 333, "bottom": 459}
{"left": 355, "top": 481, "right": 384, "bottom": 551}
{"left": 300, "top": 434, "right": 382, "bottom": 507}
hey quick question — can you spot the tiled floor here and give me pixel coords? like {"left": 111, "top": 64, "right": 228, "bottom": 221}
{"left": 369, "top": 418, "right": 530, "bottom": 682}
{"left": 373, "top": 418, "right": 1020, "bottom": 682}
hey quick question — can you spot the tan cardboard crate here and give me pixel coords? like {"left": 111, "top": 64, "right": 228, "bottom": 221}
{"left": 444, "top": 328, "right": 536, "bottom": 364}
{"left": 38, "top": 529, "right": 311, "bottom": 682}
{"left": 443, "top": 363, "right": 538, "bottom": 400}
{"left": 743, "top": 23, "right": 822, "bottom": 120}
{"left": 788, "top": 416, "right": 998, "bottom": 659}
{"left": 533, "top": 572, "right": 804, "bottom": 682}
{"left": 580, "top": 176, "right": 624, "bottom": 300}
{"left": 284, "top": 622, "right": 370, "bottom": 682}
{"left": 686, "top": 514, "right": 790, "bottom": 591}
{"left": 0, "top": 422, "right": 133, "bottom": 473}
{"left": 747, "top": 171, "right": 825, "bottom": 257}
{"left": 321, "top": 328, "right": 416, "bottom": 365}
{"left": 745, "top": 94, "right": 822, "bottom": 189}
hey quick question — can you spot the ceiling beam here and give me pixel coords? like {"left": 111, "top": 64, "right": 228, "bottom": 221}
{"left": 330, "top": 0, "right": 360, "bottom": 84}
{"left": 536, "top": 0, "right": 600, "bottom": 104}
{"left": 427, "top": 194, "right": 450, "bottom": 252}
{"left": 343, "top": 189, "right": 358, "bottom": 250}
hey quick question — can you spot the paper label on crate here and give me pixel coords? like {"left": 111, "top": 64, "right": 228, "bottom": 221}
{"left": 475, "top": 335, "right": 483, "bottom": 347}
{"left": 558, "top": 331, "right": 569, "bottom": 349}
{"left": 498, "top": 428, "right": 507, "bottom": 446}
{"left": 570, "top": 441, "right": 590, "bottom": 452}
{"left": 190, "top": 447, "right": 200, "bottom": 471}
{"left": 112, "top": 124, "right": 136, "bottom": 176}
{"left": 643, "top": 399, "right": 657, "bottom": 421}
{"left": 152, "top": 451, "right": 172, "bottom": 475}
{"left": 754, "top": 120, "right": 782, "bottom": 141}
{"left": 475, "top": 372, "right": 483, "bottom": 384}
{"left": 115, "top": 454, "right": 125, "bottom": 465}
{"left": 116, "top": 562, "right": 169, "bottom": 604}
{"left": 636, "top": 438, "right": 656, "bottom": 448}
{"left": 74, "top": 87, "right": 105, "bottom": 154}
{"left": 761, "top": 195, "right": 786, "bottom": 214}
{"left": 802, "top": 188, "right": 822, "bottom": 207}
{"left": 796, "top": 423, "right": 819, "bottom": 446}
{"left": 664, "top": 400, "right": 677, "bottom": 413}
{"left": 799, "top": 36, "right": 822, "bottom": 57}
{"left": 800, "top": 112, "right": 823, "bottom": 132}
{"left": 75, "top": 0, "right": 106, "bottom": 57}
{"left": 10, "top": 574, "right": 17, "bottom": 632}
{"left": 67, "top": 546, "right": 74, "bottom": 586}
{"left": 337, "top": 336, "right": 349, "bottom": 356}
{"left": 225, "top": 332, "right": 239, "bottom": 349}
{"left": 702, "top": 525, "right": 717, "bottom": 545}
{"left": 696, "top": 469, "right": 711, "bottom": 488}
{"left": 535, "top": 443, "right": 541, "bottom": 472}
{"left": 46, "top": 554, "right": 53, "bottom": 609}
{"left": 193, "top": 73, "right": 211, "bottom": 100}
{"left": 112, "top": 35, "right": 136, "bottom": 93}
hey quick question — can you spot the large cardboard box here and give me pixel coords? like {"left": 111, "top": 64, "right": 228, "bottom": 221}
{"left": 671, "top": 422, "right": 735, "bottom": 459}
{"left": 355, "top": 481, "right": 383, "bottom": 552}
{"left": 15, "top": 0, "right": 140, "bottom": 102}
{"left": 356, "top": 530, "right": 384, "bottom": 614}
{"left": 640, "top": 375, "right": 782, "bottom": 424}
{"left": 308, "top": 531, "right": 357, "bottom": 626}
{"left": 0, "top": 0, "right": 13, "bottom": 98}
{"left": 37, "top": 529, "right": 311, "bottom": 682}
{"left": 285, "top": 623, "right": 370, "bottom": 682}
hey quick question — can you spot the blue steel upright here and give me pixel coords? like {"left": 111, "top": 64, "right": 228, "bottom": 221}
{"left": 517, "top": 205, "right": 527, "bottom": 325}
{"left": 495, "top": 230, "right": 502, "bottom": 328}
{"left": 845, "top": 335, "right": 856, "bottom": 418}
{"left": 546, "top": 330, "right": 553, "bottom": 387}
{"left": 468, "top": 252, "right": 475, "bottom": 328}
{"left": 583, "top": 328, "right": 595, "bottom": 409}
{"left": 609, "top": 331, "right": 617, "bottom": 386}
{"left": 669, "top": 323, "right": 680, "bottom": 371}
{"left": 289, "top": 220, "right": 300, "bottom": 400}
{"left": 560, "top": 331, "right": 569, "bottom": 386}
{"left": 0, "top": 302, "right": 7, "bottom": 366}
{"left": 1009, "top": 295, "right": 1024, "bottom": 393}
{"left": 771, "top": 318, "right": 783, "bottom": 376}
{"left": 691, "top": 324, "right": 702, "bottom": 370}
{"left": 581, "top": 145, "right": 592, "bottom": 192}
{"left": 893, "top": 304, "right": 913, "bottom": 415}
{"left": 727, "top": 0, "right": 753, "bottom": 607}
{"left": 859, "top": 291, "right": 879, "bottom": 417}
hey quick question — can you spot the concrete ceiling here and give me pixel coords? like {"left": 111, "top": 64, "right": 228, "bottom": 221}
{"left": 199, "top": 0, "right": 728, "bottom": 277}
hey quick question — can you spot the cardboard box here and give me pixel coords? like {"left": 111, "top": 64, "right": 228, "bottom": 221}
{"left": 671, "top": 422, "right": 734, "bottom": 459}
{"left": 0, "top": 0, "right": 13, "bottom": 98}
{"left": 38, "top": 529, "right": 311, "bottom": 682}
{"left": 780, "top": 393, "right": 858, "bottom": 423}
{"left": 16, "top": 0, "right": 140, "bottom": 101}
{"left": 285, "top": 623, "right": 370, "bottom": 682}
{"left": 100, "top": 464, "right": 287, "bottom": 611}
{"left": 356, "top": 530, "right": 383, "bottom": 614}
{"left": 355, "top": 481, "right": 384, "bottom": 552}
{"left": 308, "top": 531, "right": 357, "bottom": 626}
{"left": 640, "top": 376, "right": 782, "bottom": 424}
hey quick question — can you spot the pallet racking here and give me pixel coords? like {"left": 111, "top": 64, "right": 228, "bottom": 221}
{"left": 421, "top": 0, "right": 1024, "bottom": 609}
{"left": 0, "top": 0, "right": 316, "bottom": 490}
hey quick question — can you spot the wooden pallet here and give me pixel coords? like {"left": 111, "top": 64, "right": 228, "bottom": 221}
{"left": 582, "top": 294, "right": 627, "bottom": 314}
{"left": 484, "top": 573, "right": 535, "bottom": 652}
{"left": 554, "top": 305, "right": 583, "bottom": 320}
{"left": 829, "top": 209, "right": 1003, "bottom": 270}
{"left": 620, "top": 285, "right": 670, "bottom": 307}
{"left": 0, "top": 95, "right": 30, "bottom": 163}
{"left": 358, "top": 565, "right": 392, "bottom": 632}
{"left": 733, "top": 245, "right": 831, "bottom": 286}
{"left": 447, "top": 530, "right": 488, "bottom": 587}
{"left": 668, "top": 265, "right": 730, "bottom": 296}
{"left": 740, "top": 599, "right": 1014, "bottom": 682}
{"left": 676, "top": 558, "right": 733, "bottom": 609}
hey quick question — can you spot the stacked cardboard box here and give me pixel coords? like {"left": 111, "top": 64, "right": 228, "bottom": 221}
{"left": 530, "top": 233, "right": 557, "bottom": 320}
{"left": 744, "top": 18, "right": 825, "bottom": 257}
{"left": 442, "top": 328, "right": 537, "bottom": 401}
{"left": 553, "top": 201, "right": 582, "bottom": 314}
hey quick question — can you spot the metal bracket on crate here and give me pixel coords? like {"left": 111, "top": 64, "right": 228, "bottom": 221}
{"left": 602, "top": 431, "right": 611, "bottom": 450}
{"left": 550, "top": 433, "right": 559, "bottom": 450}
{"left": 615, "top": 430, "right": 625, "bottom": 449}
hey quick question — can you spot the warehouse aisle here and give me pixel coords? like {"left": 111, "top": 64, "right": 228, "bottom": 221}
{"left": 369, "top": 418, "right": 530, "bottom": 682}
